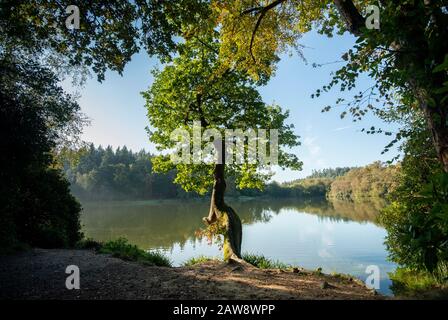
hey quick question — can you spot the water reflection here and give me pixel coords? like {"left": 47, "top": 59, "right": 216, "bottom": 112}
{"left": 81, "top": 198, "right": 385, "bottom": 248}
{"left": 81, "top": 197, "right": 395, "bottom": 295}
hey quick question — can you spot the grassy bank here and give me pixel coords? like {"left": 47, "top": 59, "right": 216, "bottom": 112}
{"left": 77, "top": 238, "right": 172, "bottom": 267}
{"left": 389, "top": 267, "right": 448, "bottom": 299}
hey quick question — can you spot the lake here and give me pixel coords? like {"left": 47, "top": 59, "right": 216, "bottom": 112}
{"left": 80, "top": 198, "right": 396, "bottom": 295}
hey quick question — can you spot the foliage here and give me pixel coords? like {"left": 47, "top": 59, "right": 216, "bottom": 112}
{"left": 380, "top": 122, "right": 448, "bottom": 273}
{"left": 0, "top": 54, "right": 82, "bottom": 249}
{"left": 313, "top": 267, "right": 323, "bottom": 276}
{"left": 75, "top": 238, "right": 103, "bottom": 251}
{"left": 62, "top": 144, "right": 401, "bottom": 201}
{"left": 1, "top": 0, "right": 201, "bottom": 249}
{"left": 282, "top": 178, "right": 333, "bottom": 197}
{"left": 211, "top": 0, "right": 305, "bottom": 81}
{"left": 209, "top": 1, "right": 448, "bottom": 154}
{"left": 328, "top": 161, "right": 399, "bottom": 200}
{"left": 61, "top": 144, "right": 186, "bottom": 200}
{"left": 143, "top": 35, "right": 301, "bottom": 195}
{"left": 182, "top": 255, "right": 220, "bottom": 266}
{"left": 183, "top": 0, "right": 448, "bottom": 289}
{"left": 0, "top": 0, "right": 209, "bottom": 81}
{"left": 99, "top": 238, "right": 172, "bottom": 267}
{"left": 195, "top": 214, "right": 228, "bottom": 251}
{"left": 389, "top": 267, "right": 448, "bottom": 298}
{"left": 307, "top": 167, "right": 353, "bottom": 179}
{"left": 242, "top": 252, "right": 289, "bottom": 269}
{"left": 62, "top": 144, "right": 311, "bottom": 200}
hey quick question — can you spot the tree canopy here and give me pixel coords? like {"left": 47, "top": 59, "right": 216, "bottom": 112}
{"left": 0, "top": 55, "right": 82, "bottom": 248}
{"left": 205, "top": 1, "right": 448, "bottom": 172}
{"left": 143, "top": 35, "right": 302, "bottom": 194}
{"left": 0, "top": 0, "right": 209, "bottom": 81}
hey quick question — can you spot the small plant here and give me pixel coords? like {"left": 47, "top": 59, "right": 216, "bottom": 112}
{"left": 195, "top": 216, "right": 227, "bottom": 248}
{"left": 389, "top": 267, "right": 448, "bottom": 297}
{"left": 0, "top": 241, "right": 30, "bottom": 255}
{"left": 76, "top": 238, "right": 103, "bottom": 251}
{"left": 182, "top": 255, "right": 219, "bottom": 266}
{"left": 331, "top": 271, "right": 353, "bottom": 281}
{"left": 313, "top": 267, "right": 323, "bottom": 275}
{"left": 99, "top": 238, "right": 171, "bottom": 267}
{"left": 242, "top": 253, "right": 289, "bottom": 269}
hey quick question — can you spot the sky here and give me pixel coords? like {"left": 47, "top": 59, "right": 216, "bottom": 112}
{"left": 67, "top": 30, "right": 400, "bottom": 182}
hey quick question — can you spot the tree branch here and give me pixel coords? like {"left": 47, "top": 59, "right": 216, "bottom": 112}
{"left": 243, "top": 0, "right": 286, "bottom": 62}
{"left": 333, "top": 0, "right": 365, "bottom": 36}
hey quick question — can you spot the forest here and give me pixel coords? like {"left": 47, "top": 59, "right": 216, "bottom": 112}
{"left": 60, "top": 144, "right": 397, "bottom": 201}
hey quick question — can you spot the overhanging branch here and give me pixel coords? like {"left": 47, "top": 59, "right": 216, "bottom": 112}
{"left": 243, "top": 0, "right": 286, "bottom": 62}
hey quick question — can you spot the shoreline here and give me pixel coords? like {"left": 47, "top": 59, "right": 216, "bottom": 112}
{"left": 0, "top": 248, "right": 381, "bottom": 300}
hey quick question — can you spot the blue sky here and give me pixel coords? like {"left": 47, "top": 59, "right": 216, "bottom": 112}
{"left": 70, "top": 30, "right": 399, "bottom": 182}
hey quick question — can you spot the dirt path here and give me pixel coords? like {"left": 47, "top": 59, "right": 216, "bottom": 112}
{"left": 0, "top": 249, "right": 381, "bottom": 300}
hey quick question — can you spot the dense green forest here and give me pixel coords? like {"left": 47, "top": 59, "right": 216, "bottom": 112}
{"left": 61, "top": 144, "right": 398, "bottom": 202}
{"left": 60, "top": 144, "right": 331, "bottom": 200}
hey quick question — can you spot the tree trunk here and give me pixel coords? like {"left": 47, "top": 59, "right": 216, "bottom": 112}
{"left": 419, "top": 98, "right": 448, "bottom": 173}
{"left": 333, "top": 0, "right": 365, "bottom": 36}
{"left": 203, "top": 140, "right": 242, "bottom": 261}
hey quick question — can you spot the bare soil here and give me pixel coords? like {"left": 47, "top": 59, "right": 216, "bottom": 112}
{"left": 0, "top": 248, "right": 382, "bottom": 300}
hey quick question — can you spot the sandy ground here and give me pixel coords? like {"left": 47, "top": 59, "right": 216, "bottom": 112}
{"left": 0, "top": 249, "right": 381, "bottom": 300}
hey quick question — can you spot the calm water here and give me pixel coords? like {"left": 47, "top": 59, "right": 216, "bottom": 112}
{"left": 81, "top": 198, "right": 396, "bottom": 295}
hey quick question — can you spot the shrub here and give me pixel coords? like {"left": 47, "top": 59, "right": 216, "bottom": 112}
{"left": 242, "top": 253, "right": 289, "bottom": 269}
{"left": 76, "top": 238, "right": 103, "bottom": 251}
{"left": 182, "top": 255, "right": 219, "bottom": 266}
{"left": 389, "top": 267, "right": 448, "bottom": 298}
{"left": 379, "top": 124, "right": 448, "bottom": 281}
{"left": 380, "top": 172, "right": 448, "bottom": 272}
{"left": 0, "top": 55, "right": 83, "bottom": 250}
{"left": 99, "top": 238, "right": 171, "bottom": 267}
{"left": 1, "top": 168, "right": 83, "bottom": 249}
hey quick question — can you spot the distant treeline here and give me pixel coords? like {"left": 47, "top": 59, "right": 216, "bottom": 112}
{"left": 306, "top": 167, "right": 353, "bottom": 179}
{"left": 327, "top": 162, "right": 399, "bottom": 200}
{"left": 60, "top": 145, "right": 398, "bottom": 201}
{"left": 60, "top": 144, "right": 329, "bottom": 200}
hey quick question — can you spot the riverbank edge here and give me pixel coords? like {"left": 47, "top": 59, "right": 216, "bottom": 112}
{"left": 0, "top": 248, "right": 382, "bottom": 300}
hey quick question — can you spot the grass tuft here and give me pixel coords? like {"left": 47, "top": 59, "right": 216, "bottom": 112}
{"left": 242, "top": 252, "right": 289, "bottom": 269}
{"left": 75, "top": 238, "right": 103, "bottom": 250}
{"left": 182, "top": 255, "right": 220, "bottom": 266}
{"left": 99, "top": 238, "right": 171, "bottom": 267}
{"left": 312, "top": 267, "right": 323, "bottom": 275}
{"left": 389, "top": 267, "right": 448, "bottom": 298}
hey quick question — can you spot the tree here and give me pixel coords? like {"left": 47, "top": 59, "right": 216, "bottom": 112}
{"left": 380, "top": 116, "right": 448, "bottom": 273}
{"left": 0, "top": 55, "right": 82, "bottom": 248}
{"left": 0, "top": 0, "right": 209, "bottom": 248}
{"left": 208, "top": 0, "right": 448, "bottom": 172}
{"left": 142, "top": 35, "right": 301, "bottom": 260}
{"left": 0, "top": 0, "right": 209, "bottom": 81}
{"left": 327, "top": 161, "right": 399, "bottom": 200}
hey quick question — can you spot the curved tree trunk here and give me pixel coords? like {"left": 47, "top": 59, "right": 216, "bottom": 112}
{"left": 203, "top": 140, "right": 242, "bottom": 261}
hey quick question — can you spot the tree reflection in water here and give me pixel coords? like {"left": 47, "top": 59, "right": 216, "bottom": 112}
{"left": 81, "top": 197, "right": 386, "bottom": 250}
